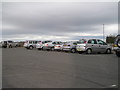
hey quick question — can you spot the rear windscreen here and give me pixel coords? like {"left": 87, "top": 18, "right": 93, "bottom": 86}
{"left": 8, "top": 41, "right": 13, "bottom": 43}
{"left": 77, "top": 39, "right": 86, "bottom": 44}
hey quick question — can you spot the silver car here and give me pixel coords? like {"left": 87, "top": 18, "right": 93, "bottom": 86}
{"left": 62, "top": 41, "right": 78, "bottom": 53}
{"left": 54, "top": 42, "right": 64, "bottom": 51}
{"left": 42, "top": 41, "right": 62, "bottom": 51}
{"left": 76, "top": 39, "right": 112, "bottom": 54}
{"left": 24, "top": 40, "right": 41, "bottom": 49}
{"left": 0, "top": 40, "right": 17, "bottom": 48}
{"left": 36, "top": 40, "right": 52, "bottom": 50}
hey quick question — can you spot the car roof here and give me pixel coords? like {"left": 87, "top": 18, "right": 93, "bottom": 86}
{"left": 117, "top": 34, "right": 120, "bottom": 36}
{"left": 26, "top": 40, "right": 41, "bottom": 41}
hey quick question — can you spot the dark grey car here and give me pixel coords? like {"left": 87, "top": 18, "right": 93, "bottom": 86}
{"left": 113, "top": 34, "right": 120, "bottom": 57}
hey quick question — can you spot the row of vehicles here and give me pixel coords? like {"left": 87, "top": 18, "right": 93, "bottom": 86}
{"left": 23, "top": 39, "right": 112, "bottom": 54}
{"left": 1, "top": 35, "right": 120, "bottom": 56}
{"left": 0, "top": 40, "right": 19, "bottom": 48}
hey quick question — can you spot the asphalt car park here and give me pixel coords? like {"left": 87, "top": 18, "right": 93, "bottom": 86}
{"left": 2, "top": 47, "right": 118, "bottom": 88}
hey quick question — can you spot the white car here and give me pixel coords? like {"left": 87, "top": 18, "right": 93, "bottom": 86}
{"left": 36, "top": 40, "right": 52, "bottom": 50}
{"left": 54, "top": 42, "right": 64, "bottom": 51}
{"left": 62, "top": 41, "right": 78, "bottom": 53}
{"left": 0, "top": 40, "right": 17, "bottom": 48}
{"left": 76, "top": 39, "right": 112, "bottom": 54}
{"left": 24, "top": 40, "right": 41, "bottom": 49}
{"left": 42, "top": 41, "right": 62, "bottom": 51}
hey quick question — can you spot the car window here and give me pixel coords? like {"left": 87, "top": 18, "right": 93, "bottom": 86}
{"left": 88, "top": 39, "right": 97, "bottom": 44}
{"left": 88, "top": 40, "right": 92, "bottom": 44}
{"left": 33, "top": 41, "right": 35, "bottom": 44}
{"left": 97, "top": 40, "right": 107, "bottom": 45}
{"left": 73, "top": 42, "right": 77, "bottom": 45}
{"left": 37, "top": 41, "right": 41, "bottom": 44}
{"left": 29, "top": 41, "right": 32, "bottom": 44}
{"left": 52, "top": 42, "right": 56, "bottom": 44}
{"left": 78, "top": 39, "right": 86, "bottom": 44}
{"left": 35, "top": 41, "right": 38, "bottom": 44}
{"left": 46, "top": 41, "right": 52, "bottom": 43}
{"left": 4, "top": 41, "right": 7, "bottom": 44}
{"left": 92, "top": 39, "right": 97, "bottom": 44}
{"left": 8, "top": 41, "right": 13, "bottom": 43}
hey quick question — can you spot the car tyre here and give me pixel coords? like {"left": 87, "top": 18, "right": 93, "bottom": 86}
{"left": 71, "top": 48, "right": 76, "bottom": 53}
{"left": 116, "top": 51, "right": 120, "bottom": 57}
{"left": 117, "top": 39, "right": 120, "bottom": 48}
{"left": 106, "top": 49, "right": 111, "bottom": 54}
{"left": 86, "top": 48, "right": 92, "bottom": 54}
{"left": 9, "top": 45, "right": 12, "bottom": 48}
{"left": 29, "top": 46, "right": 33, "bottom": 50}
{"left": 51, "top": 47, "right": 54, "bottom": 51}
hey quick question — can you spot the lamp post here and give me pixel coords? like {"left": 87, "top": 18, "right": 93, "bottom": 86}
{"left": 103, "top": 24, "right": 104, "bottom": 41}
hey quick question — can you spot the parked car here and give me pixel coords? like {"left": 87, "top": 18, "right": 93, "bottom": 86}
{"left": 24, "top": 40, "right": 41, "bottom": 49}
{"left": 0, "top": 40, "right": 17, "bottom": 48}
{"left": 54, "top": 42, "right": 65, "bottom": 51}
{"left": 113, "top": 34, "right": 120, "bottom": 57}
{"left": 42, "top": 41, "right": 62, "bottom": 51}
{"left": 36, "top": 40, "right": 52, "bottom": 50}
{"left": 62, "top": 41, "right": 78, "bottom": 53}
{"left": 76, "top": 39, "right": 112, "bottom": 54}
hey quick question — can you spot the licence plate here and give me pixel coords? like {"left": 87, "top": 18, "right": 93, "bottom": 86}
{"left": 77, "top": 48, "right": 82, "bottom": 51}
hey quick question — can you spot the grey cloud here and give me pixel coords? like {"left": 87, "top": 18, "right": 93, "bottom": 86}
{"left": 2, "top": 2, "right": 118, "bottom": 40}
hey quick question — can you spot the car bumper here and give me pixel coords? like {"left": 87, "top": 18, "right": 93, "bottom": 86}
{"left": 36, "top": 46, "right": 42, "bottom": 49}
{"left": 113, "top": 47, "right": 118, "bottom": 51}
{"left": 54, "top": 47, "right": 61, "bottom": 50}
{"left": 62, "top": 48, "right": 71, "bottom": 51}
{"left": 43, "top": 46, "right": 52, "bottom": 49}
{"left": 76, "top": 47, "right": 86, "bottom": 51}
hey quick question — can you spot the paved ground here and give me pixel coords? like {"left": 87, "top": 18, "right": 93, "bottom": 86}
{"left": 2, "top": 48, "right": 118, "bottom": 88}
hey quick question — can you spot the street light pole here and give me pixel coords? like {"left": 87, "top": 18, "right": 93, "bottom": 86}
{"left": 103, "top": 24, "right": 104, "bottom": 41}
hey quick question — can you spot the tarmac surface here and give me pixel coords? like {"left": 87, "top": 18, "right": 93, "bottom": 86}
{"left": 2, "top": 48, "right": 118, "bottom": 88}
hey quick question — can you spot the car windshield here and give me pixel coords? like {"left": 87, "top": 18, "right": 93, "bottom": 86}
{"left": 4, "top": 41, "right": 7, "bottom": 43}
{"left": 42, "top": 41, "right": 52, "bottom": 44}
{"left": 37, "top": 41, "right": 41, "bottom": 44}
{"left": 77, "top": 39, "right": 86, "bottom": 44}
{"left": 56, "top": 42, "right": 62, "bottom": 44}
{"left": 8, "top": 41, "right": 13, "bottom": 43}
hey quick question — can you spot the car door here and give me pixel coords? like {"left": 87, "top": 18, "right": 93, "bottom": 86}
{"left": 97, "top": 40, "right": 107, "bottom": 52}
{"left": 87, "top": 39, "right": 99, "bottom": 52}
{"left": 33, "top": 41, "right": 37, "bottom": 47}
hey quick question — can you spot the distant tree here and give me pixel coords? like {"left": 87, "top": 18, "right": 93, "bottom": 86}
{"left": 106, "top": 35, "right": 116, "bottom": 44}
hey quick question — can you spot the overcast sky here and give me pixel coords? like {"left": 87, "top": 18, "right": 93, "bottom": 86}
{"left": 2, "top": 2, "right": 118, "bottom": 41}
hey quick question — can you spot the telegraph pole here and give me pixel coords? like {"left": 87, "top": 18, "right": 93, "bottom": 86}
{"left": 103, "top": 24, "right": 104, "bottom": 41}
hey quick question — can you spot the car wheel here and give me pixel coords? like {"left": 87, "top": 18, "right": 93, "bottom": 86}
{"left": 117, "top": 39, "right": 120, "bottom": 48}
{"left": 9, "top": 45, "right": 12, "bottom": 48}
{"left": 106, "top": 49, "right": 111, "bottom": 54}
{"left": 116, "top": 51, "right": 120, "bottom": 57}
{"left": 29, "top": 46, "right": 33, "bottom": 50}
{"left": 51, "top": 47, "right": 54, "bottom": 51}
{"left": 86, "top": 49, "right": 92, "bottom": 54}
{"left": 4, "top": 46, "right": 7, "bottom": 48}
{"left": 71, "top": 48, "right": 76, "bottom": 53}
